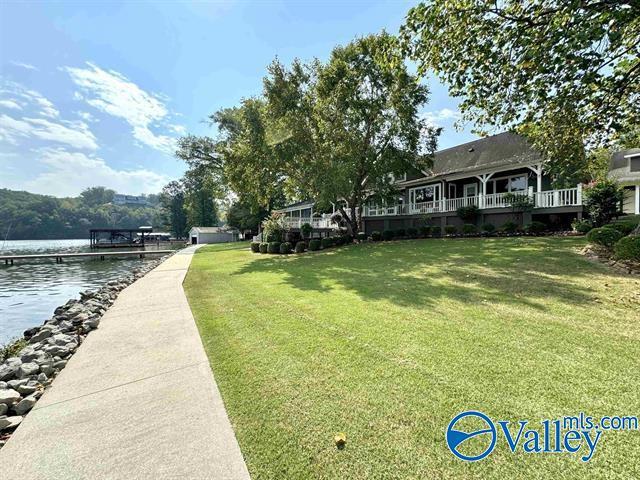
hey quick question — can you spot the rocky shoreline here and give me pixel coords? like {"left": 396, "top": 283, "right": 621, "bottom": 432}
{"left": 0, "top": 252, "right": 174, "bottom": 449}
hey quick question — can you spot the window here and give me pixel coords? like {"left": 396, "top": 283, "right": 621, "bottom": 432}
{"left": 448, "top": 184, "right": 457, "bottom": 199}
{"left": 510, "top": 176, "right": 527, "bottom": 192}
{"left": 491, "top": 175, "right": 527, "bottom": 193}
{"left": 463, "top": 183, "right": 477, "bottom": 197}
{"left": 631, "top": 157, "right": 640, "bottom": 173}
{"left": 410, "top": 184, "right": 440, "bottom": 204}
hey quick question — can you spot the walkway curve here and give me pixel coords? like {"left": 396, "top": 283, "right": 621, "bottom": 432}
{"left": 0, "top": 245, "right": 250, "bottom": 480}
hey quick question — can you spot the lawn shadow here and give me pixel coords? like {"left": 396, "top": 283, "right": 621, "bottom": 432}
{"left": 232, "top": 238, "right": 611, "bottom": 310}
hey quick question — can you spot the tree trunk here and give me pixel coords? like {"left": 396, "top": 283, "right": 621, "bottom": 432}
{"left": 338, "top": 206, "right": 357, "bottom": 236}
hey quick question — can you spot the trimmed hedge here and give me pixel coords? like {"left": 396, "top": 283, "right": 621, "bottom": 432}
{"left": 321, "top": 237, "right": 333, "bottom": 249}
{"left": 407, "top": 227, "right": 418, "bottom": 238}
{"left": 279, "top": 242, "right": 292, "bottom": 254}
{"left": 309, "top": 239, "right": 321, "bottom": 251}
{"left": 525, "top": 221, "right": 546, "bottom": 234}
{"left": 250, "top": 242, "right": 260, "bottom": 253}
{"left": 294, "top": 241, "right": 306, "bottom": 253}
{"left": 259, "top": 242, "right": 268, "bottom": 254}
{"left": 382, "top": 230, "right": 394, "bottom": 241}
{"left": 267, "top": 242, "right": 281, "bottom": 254}
{"left": 419, "top": 226, "right": 431, "bottom": 237}
{"left": 394, "top": 228, "right": 406, "bottom": 238}
{"left": 501, "top": 221, "right": 518, "bottom": 233}
{"left": 371, "top": 231, "right": 382, "bottom": 241}
{"left": 431, "top": 226, "right": 441, "bottom": 237}
{"left": 462, "top": 224, "right": 477, "bottom": 235}
{"left": 481, "top": 223, "right": 495, "bottom": 233}
{"left": 587, "top": 227, "right": 623, "bottom": 248}
{"left": 444, "top": 225, "right": 457, "bottom": 235}
{"left": 604, "top": 222, "right": 636, "bottom": 236}
{"left": 613, "top": 235, "right": 640, "bottom": 261}
{"left": 356, "top": 232, "right": 367, "bottom": 242}
{"left": 572, "top": 219, "right": 593, "bottom": 234}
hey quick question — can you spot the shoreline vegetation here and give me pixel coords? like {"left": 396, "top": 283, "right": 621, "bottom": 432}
{"left": 0, "top": 252, "right": 174, "bottom": 448}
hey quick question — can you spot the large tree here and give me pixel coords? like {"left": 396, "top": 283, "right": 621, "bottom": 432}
{"left": 253, "top": 32, "right": 439, "bottom": 234}
{"left": 79, "top": 186, "right": 115, "bottom": 207}
{"left": 401, "top": 1, "right": 640, "bottom": 182}
{"left": 159, "top": 181, "right": 188, "bottom": 238}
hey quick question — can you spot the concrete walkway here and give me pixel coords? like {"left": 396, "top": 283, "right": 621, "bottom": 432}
{"left": 0, "top": 246, "right": 250, "bottom": 479}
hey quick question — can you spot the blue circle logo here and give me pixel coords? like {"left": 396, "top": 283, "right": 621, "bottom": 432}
{"left": 446, "top": 411, "right": 496, "bottom": 461}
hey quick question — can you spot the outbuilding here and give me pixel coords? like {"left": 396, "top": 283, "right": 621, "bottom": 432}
{"left": 189, "top": 227, "right": 239, "bottom": 245}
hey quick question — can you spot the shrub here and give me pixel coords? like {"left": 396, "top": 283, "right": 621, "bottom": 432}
{"left": 279, "top": 242, "right": 292, "bottom": 254}
{"left": 407, "top": 227, "right": 418, "bottom": 238}
{"left": 300, "top": 222, "right": 313, "bottom": 238}
{"left": 382, "top": 229, "right": 394, "bottom": 241}
{"left": 342, "top": 234, "right": 353, "bottom": 244}
{"left": 419, "top": 225, "right": 431, "bottom": 237}
{"left": 371, "top": 231, "right": 382, "bottom": 241}
{"left": 586, "top": 227, "right": 623, "bottom": 248}
{"left": 456, "top": 205, "right": 480, "bottom": 223}
{"left": 444, "top": 225, "right": 457, "bottom": 235}
{"left": 604, "top": 222, "right": 636, "bottom": 236}
{"left": 309, "top": 239, "right": 321, "bottom": 251}
{"left": 356, "top": 232, "right": 367, "bottom": 242}
{"left": 613, "top": 235, "right": 640, "bottom": 261}
{"left": 572, "top": 219, "right": 593, "bottom": 234}
{"left": 394, "top": 228, "right": 406, "bottom": 238}
{"left": 332, "top": 235, "right": 343, "bottom": 246}
{"left": 262, "top": 212, "right": 288, "bottom": 242}
{"left": 259, "top": 242, "right": 269, "bottom": 254}
{"left": 250, "top": 242, "right": 260, "bottom": 253}
{"left": 267, "top": 242, "right": 281, "bottom": 254}
{"left": 481, "top": 223, "right": 495, "bottom": 234}
{"left": 321, "top": 237, "right": 334, "bottom": 249}
{"left": 294, "top": 241, "right": 306, "bottom": 253}
{"left": 501, "top": 221, "right": 518, "bottom": 233}
{"left": 525, "top": 221, "right": 546, "bottom": 235}
{"left": 584, "top": 180, "right": 624, "bottom": 226}
{"left": 462, "top": 224, "right": 477, "bottom": 235}
{"left": 431, "top": 225, "right": 441, "bottom": 237}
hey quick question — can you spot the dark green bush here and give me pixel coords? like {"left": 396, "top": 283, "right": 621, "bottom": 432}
{"left": 279, "top": 242, "right": 292, "bottom": 254}
{"left": 481, "top": 223, "right": 495, "bottom": 233}
{"left": 604, "top": 222, "right": 636, "bottom": 236}
{"left": 267, "top": 242, "right": 281, "bottom": 254}
{"left": 431, "top": 225, "right": 441, "bottom": 237}
{"left": 371, "top": 231, "right": 382, "bottom": 241}
{"left": 321, "top": 237, "right": 334, "bottom": 249}
{"left": 407, "top": 227, "right": 418, "bottom": 238}
{"left": 462, "top": 224, "right": 477, "bottom": 235}
{"left": 300, "top": 222, "right": 313, "bottom": 238}
{"left": 584, "top": 179, "right": 624, "bottom": 226}
{"left": 332, "top": 236, "right": 343, "bottom": 246}
{"left": 294, "top": 241, "right": 306, "bottom": 253}
{"left": 501, "top": 221, "right": 518, "bottom": 233}
{"left": 250, "top": 242, "right": 260, "bottom": 253}
{"left": 613, "top": 235, "right": 640, "bottom": 261}
{"left": 586, "top": 227, "right": 623, "bottom": 248}
{"left": 309, "top": 239, "right": 321, "bottom": 251}
{"left": 394, "top": 228, "right": 406, "bottom": 238}
{"left": 419, "top": 226, "right": 431, "bottom": 237}
{"left": 342, "top": 234, "right": 353, "bottom": 244}
{"left": 356, "top": 232, "right": 367, "bottom": 242}
{"left": 525, "top": 221, "right": 546, "bottom": 234}
{"left": 456, "top": 205, "right": 480, "bottom": 223}
{"left": 382, "top": 229, "right": 394, "bottom": 241}
{"left": 259, "top": 242, "right": 269, "bottom": 254}
{"left": 444, "top": 225, "right": 457, "bottom": 235}
{"left": 572, "top": 219, "right": 593, "bottom": 234}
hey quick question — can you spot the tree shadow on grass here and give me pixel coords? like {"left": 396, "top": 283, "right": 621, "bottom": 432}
{"left": 232, "top": 238, "right": 611, "bottom": 310}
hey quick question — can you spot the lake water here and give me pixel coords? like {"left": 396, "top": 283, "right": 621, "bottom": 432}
{"left": 0, "top": 239, "right": 182, "bottom": 344}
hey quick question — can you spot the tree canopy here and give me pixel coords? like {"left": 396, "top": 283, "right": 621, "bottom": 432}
{"left": 401, "top": 0, "right": 640, "bottom": 182}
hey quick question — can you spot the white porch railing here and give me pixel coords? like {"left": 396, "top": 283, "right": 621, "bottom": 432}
{"left": 283, "top": 216, "right": 334, "bottom": 229}
{"left": 363, "top": 186, "right": 582, "bottom": 217}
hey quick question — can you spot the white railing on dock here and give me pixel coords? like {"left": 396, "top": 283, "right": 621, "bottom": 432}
{"left": 363, "top": 186, "right": 582, "bottom": 217}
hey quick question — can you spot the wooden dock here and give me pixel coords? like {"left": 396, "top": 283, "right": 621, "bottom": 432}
{"left": 1, "top": 250, "right": 175, "bottom": 265}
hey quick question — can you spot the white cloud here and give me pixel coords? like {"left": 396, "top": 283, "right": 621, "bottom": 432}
{"left": 25, "top": 148, "right": 170, "bottom": 196}
{"left": 10, "top": 61, "right": 38, "bottom": 71}
{"left": 0, "top": 99, "right": 22, "bottom": 110}
{"left": 0, "top": 113, "right": 98, "bottom": 150}
{"left": 66, "top": 63, "right": 176, "bottom": 153}
{"left": 0, "top": 80, "right": 59, "bottom": 118}
{"left": 423, "top": 108, "right": 462, "bottom": 127}
{"left": 169, "top": 124, "right": 187, "bottom": 135}
{"left": 76, "top": 111, "right": 98, "bottom": 123}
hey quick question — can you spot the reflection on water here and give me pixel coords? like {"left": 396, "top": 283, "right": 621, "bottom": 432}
{"left": 0, "top": 239, "right": 183, "bottom": 344}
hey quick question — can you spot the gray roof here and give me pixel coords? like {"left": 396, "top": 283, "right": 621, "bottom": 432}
{"left": 608, "top": 148, "right": 640, "bottom": 185}
{"left": 190, "top": 227, "right": 238, "bottom": 234}
{"left": 421, "top": 132, "right": 541, "bottom": 179}
{"left": 274, "top": 200, "right": 314, "bottom": 211}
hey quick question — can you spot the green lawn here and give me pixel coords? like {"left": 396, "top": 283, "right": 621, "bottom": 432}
{"left": 184, "top": 238, "right": 640, "bottom": 479}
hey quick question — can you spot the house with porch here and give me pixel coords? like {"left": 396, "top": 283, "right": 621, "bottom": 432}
{"left": 608, "top": 148, "right": 640, "bottom": 216}
{"left": 362, "top": 132, "right": 584, "bottom": 233}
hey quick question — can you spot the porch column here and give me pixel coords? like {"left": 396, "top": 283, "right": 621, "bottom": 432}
{"left": 577, "top": 183, "right": 583, "bottom": 205}
{"left": 527, "top": 164, "right": 543, "bottom": 193}
{"left": 475, "top": 172, "right": 495, "bottom": 209}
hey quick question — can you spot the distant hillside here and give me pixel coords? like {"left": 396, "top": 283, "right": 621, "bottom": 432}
{"left": 0, "top": 188, "right": 164, "bottom": 240}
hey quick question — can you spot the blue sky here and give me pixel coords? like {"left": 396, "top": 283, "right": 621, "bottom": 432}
{"left": 0, "top": 0, "right": 478, "bottom": 198}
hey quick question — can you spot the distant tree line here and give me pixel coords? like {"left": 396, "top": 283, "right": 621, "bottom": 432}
{"left": 0, "top": 187, "right": 163, "bottom": 241}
